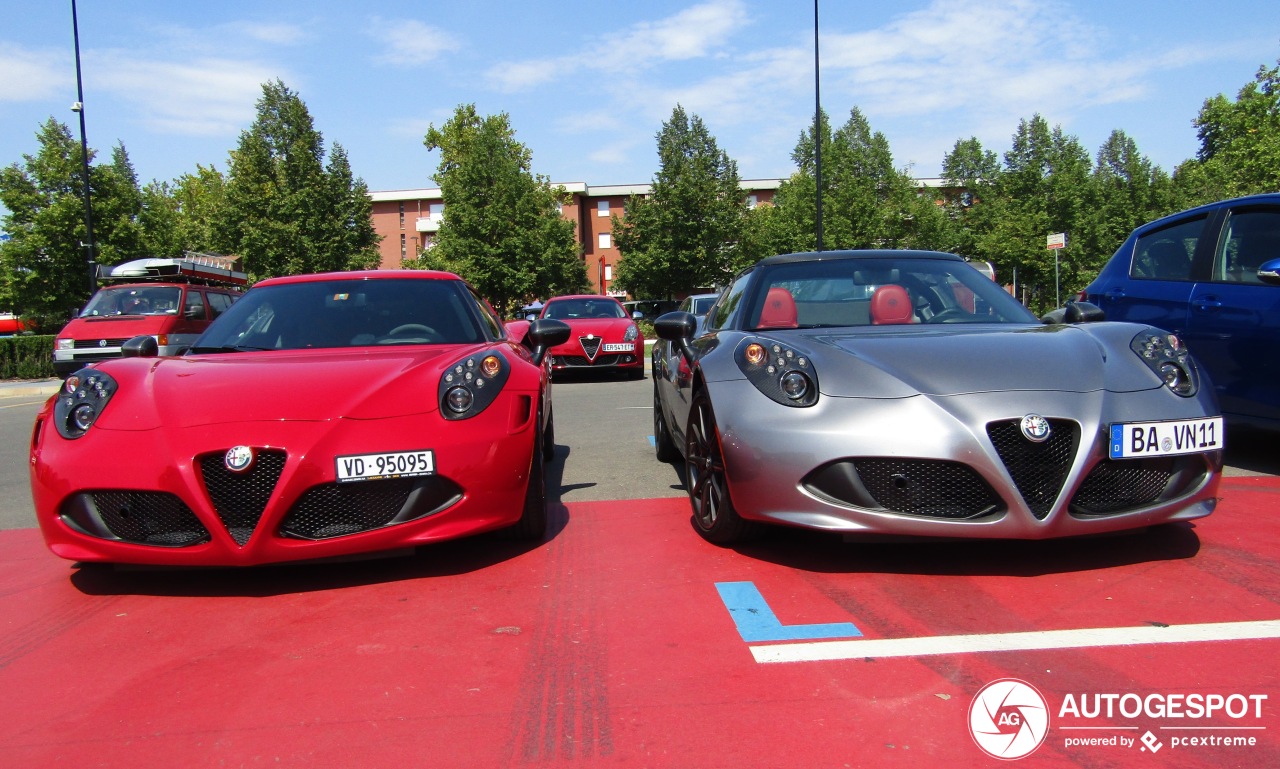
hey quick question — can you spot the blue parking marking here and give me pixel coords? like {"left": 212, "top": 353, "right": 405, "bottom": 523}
{"left": 715, "top": 581, "right": 862, "bottom": 643}
{"left": 647, "top": 435, "right": 655, "bottom": 446}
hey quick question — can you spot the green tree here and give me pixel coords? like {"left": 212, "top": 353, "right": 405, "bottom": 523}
{"left": 612, "top": 105, "right": 745, "bottom": 297}
{"left": 767, "top": 108, "right": 945, "bottom": 257}
{"left": 0, "top": 119, "right": 149, "bottom": 328}
{"left": 1078, "top": 130, "right": 1174, "bottom": 274}
{"left": 216, "top": 80, "right": 380, "bottom": 280}
{"left": 1174, "top": 57, "right": 1280, "bottom": 205}
{"left": 418, "top": 104, "right": 585, "bottom": 316}
{"left": 139, "top": 165, "right": 228, "bottom": 258}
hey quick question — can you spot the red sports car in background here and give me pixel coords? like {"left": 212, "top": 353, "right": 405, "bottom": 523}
{"left": 30, "top": 271, "right": 570, "bottom": 567}
{"left": 537, "top": 294, "right": 645, "bottom": 379}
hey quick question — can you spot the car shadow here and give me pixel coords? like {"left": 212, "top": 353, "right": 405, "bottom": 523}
{"left": 1224, "top": 423, "right": 1280, "bottom": 476}
{"left": 719, "top": 521, "right": 1202, "bottom": 578}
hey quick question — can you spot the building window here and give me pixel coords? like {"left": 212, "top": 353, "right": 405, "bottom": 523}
{"left": 598, "top": 233, "right": 611, "bottom": 250}
{"left": 398, "top": 202, "right": 405, "bottom": 228}
{"left": 604, "top": 264, "right": 613, "bottom": 281}
{"left": 597, "top": 200, "right": 609, "bottom": 217}
{"left": 430, "top": 202, "right": 443, "bottom": 220}
{"left": 400, "top": 234, "right": 407, "bottom": 259}
{"left": 747, "top": 194, "right": 758, "bottom": 209}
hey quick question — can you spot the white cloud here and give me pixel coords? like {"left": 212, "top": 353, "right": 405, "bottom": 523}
{"left": 0, "top": 44, "right": 68, "bottom": 102}
{"left": 91, "top": 51, "right": 276, "bottom": 137}
{"left": 223, "top": 21, "right": 308, "bottom": 47}
{"left": 367, "top": 18, "right": 463, "bottom": 67}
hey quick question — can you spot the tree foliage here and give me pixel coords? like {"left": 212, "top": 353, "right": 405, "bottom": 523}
{"left": 0, "top": 119, "right": 150, "bottom": 328}
{"left": 215, "top": 80, "right": 380, "bottom": 280}
{"left": 416, "top": 104, "right": 586, "bottom": 316}
{"left": 612, "top": 105, "right": 746, "bottom": 297}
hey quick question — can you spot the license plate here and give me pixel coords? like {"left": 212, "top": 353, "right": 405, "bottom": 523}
{"left": 1108, "top": 417, "right": 1223, "bottom": 459}
{"left": 336, "top": 450, "right": 434, "bottom": 483}
{"left": 602, "top": 343, "right": 632, "bottom": 352}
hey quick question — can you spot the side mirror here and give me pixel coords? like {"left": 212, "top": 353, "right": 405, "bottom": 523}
{"left": 526, "top": 318, "right": 571, "bottom": 365}
{"left": 121, "top": 335, "right": 159, "bottom": 358}
{"left": 655, "top": 311, "right": 698, "bottom": 364}
{"left": 1041, "top": 301, "right": 1105, "bottom": 325}
{"left": 1257, "top": 258, "right": 1280, "bottom": 286}
{"left": 632, "top": 311, "right": 644, "bottom": 320}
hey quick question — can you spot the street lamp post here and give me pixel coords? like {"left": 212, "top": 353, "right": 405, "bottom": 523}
{"left": 71, "top": 0, "right": 96, "bottom": 295}
{"left": 813, "top": 0, "right": 823, "bottom": 252}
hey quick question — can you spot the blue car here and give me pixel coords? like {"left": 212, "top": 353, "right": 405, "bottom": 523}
{"left": 1083, "top": 194, "right": 1280, "bottom": 429}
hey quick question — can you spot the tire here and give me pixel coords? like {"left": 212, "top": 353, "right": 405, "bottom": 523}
{"left": 653, "top": 379, "right": 680, "bottom": 463}
{"left": 683, "top": 389, "right": 754, "bottom": 544}
{"left": 542, "top": 404, "right": 556, "bottom": 461}
{"left": 501, "top": 405, "right": 548, "bottom": 540}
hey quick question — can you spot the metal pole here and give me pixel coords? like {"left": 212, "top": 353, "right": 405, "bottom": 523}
{"left": 813, "top": 0, "right": 823, "bottom": 252}
{"left": 72, "top": 0, "right": 96, "bottom": 295}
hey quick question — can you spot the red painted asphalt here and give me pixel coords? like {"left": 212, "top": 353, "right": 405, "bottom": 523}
{"left": 2, "top": 478, "right": 1278, "bottom": 768}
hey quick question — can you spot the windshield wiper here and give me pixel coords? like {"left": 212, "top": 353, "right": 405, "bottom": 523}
{"left": 187, "top": 344, "right": 273, "bottom": 354}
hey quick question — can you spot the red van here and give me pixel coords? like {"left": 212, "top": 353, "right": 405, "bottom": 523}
{"left": 52, "top": 257, "right": 246, "bottom": 377}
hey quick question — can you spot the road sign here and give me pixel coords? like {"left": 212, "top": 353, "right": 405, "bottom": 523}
{"left": 1047, "top": 232, "right": 1067, "bottom": 250}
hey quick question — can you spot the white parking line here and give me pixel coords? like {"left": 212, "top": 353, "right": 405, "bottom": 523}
{"left": 750, "top": 619, "right": 1280, "bottom": 664}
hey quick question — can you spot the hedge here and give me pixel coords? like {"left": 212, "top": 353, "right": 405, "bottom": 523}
{"left": 1, "top": 335, "right": 57, "bottom": 380}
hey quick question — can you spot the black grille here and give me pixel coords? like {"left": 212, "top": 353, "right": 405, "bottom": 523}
{"left": 579, "top": 336, "right": 602, "bottom": 360}
{"left": 803, "top": 459, "right": 1001, "bottom": 519}
{"left": 1070, "top": 456, "right": 1190, "bottom": 516}
{"left": 73, "top": 337, "right": 130, "bottom": 349}
{"left": 558, "top": 354, "right": 621, "bottom": 367}
{"left": 199, "top": 449, "right": 287, "bottom": 546}
{"left": 72, "top": 491, "right": 210, "bottom": 546}
{"left": 987, "top": 419, "right": 1078, "bottom": 519}
{"left": 279, "top": 476, "right": 463, "bottom": 540}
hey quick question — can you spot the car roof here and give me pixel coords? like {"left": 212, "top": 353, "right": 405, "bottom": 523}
{"left": 254, "top": 270, "right": 461, "bottom": 287}
{"left": 547, "top": 294, "right": 623, "bottom": 302}
{"left": 757, "top": 249, "right": 968, "bottom": 266}
{"left": 1134, "top": 193, "right": 1280, "bottom": 234}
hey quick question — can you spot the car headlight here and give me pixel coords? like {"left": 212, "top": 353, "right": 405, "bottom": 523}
{"left": 623, "top": 323, "right": 639, "bottom": 343}
{"left": 735, "top": 337, "right": 819, "bottom": 407}
{"left": 54, "top": 369, "right": 117, "bottom": 439}
{"left": 437, "top": 351, "right": 510, "bottom": 420}
{"left": 55, "top": 338, "right": 74, "bottom": 351}
{"left": 1131, "top": 330, "right": 1198, "bottom": 397}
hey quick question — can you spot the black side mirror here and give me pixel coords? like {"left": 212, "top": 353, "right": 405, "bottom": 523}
{"left": 1042, "top": 301, "right": 1105, "bottom": 325}
{"left": 526, "top": 318, "right": 571, "bottom": 365}
{"left": 121, "top": 335, "right": 159, "bottom": 358}
{"left": 655, "top": 311, "right": 698, "bottom": 364}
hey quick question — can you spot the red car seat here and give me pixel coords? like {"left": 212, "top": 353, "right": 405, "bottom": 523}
{"left": 758, "top": 286, "right": 798, "bottom": 329}
{"left": 871, "top": 285, "right": 914, "bottom": 325}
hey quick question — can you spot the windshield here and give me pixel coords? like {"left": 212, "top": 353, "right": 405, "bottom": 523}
{"left": 80, "top": 286, "right": 182, "bottom": 317}
{"left": 190, "top": 277, "right": 490, "bottom": 352}
{"left": 749, "top": 257, "right": 1038, "bottom": 329}
{"left": 543, "top": 298, "right": 626, "bottom": 320}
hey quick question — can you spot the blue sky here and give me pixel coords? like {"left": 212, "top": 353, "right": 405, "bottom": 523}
{"left": 2, "top": 0, "right": 1277, "bottom": 195}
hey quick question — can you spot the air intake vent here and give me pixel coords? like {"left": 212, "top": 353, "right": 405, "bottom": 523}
{"left": 199, "top": 449, "right": 287, "bottom": 546}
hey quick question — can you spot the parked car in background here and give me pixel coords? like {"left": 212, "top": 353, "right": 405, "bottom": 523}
{"left": 31, "top": 270, "right": 571, "bottom": 566}
{"left": 654, "top": 250, "right": 1223, "bottom": 545}
{"left": 537, "top": 294, "right": 645, "bottom": 379}
{"left": 679, "top": 292, "right": 721, "bottom": 319}
{"left": 622, "top": 299, "right": 678, "bottom": 321}
{"left": 52, "top": 257, "right": 245, "bottom": 378}
{"left": 1083, "top": 194, "right": 1280, "bottom": 430}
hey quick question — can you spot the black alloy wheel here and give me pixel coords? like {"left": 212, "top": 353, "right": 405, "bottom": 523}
{"left": 502, "top": 404, "right": 548, "bottom": 540}
{"left": 653, "top": 379, "right": 680, "bottom": 463}
{"left": 683, "top": 389, "right": 753, "bottom": 544}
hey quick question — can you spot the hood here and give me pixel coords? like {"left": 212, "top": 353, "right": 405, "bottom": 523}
{"left": 95, "top": 346, "right": 486, "bottom": 430}
{"left": 558, "top": 317, "right": 635, "bottom": 338}
{"left": 795, "top": 324, "right": 1156, "bottom": 398}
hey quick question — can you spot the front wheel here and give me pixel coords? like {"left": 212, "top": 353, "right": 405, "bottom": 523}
{"left": 501, "top": 405, "right": 548, "bottom": 540}
{"left": 683, "top": 390, "right": 754, "bottom": 544}
{"left": 653, "top": 379, "right": 680, "bottom": 463}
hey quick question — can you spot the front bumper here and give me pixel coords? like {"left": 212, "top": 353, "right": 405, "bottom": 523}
{"left": 709, "top": 380, "right": 1223, "bottom": 539}
{"left": 30, "top": 395, "right": 539, "bottom": 565}
{"left": 547, "top": 340, "right": 643, "bottom": 372}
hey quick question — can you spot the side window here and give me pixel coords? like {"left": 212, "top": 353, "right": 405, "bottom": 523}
{"left": 707, "top": 271, "right": 752, "bottom": 331}
{"left": 1212, "top": 209, "right": 1280, "bottom": 284}
{"left": 207, "top": 292, "right": 235, "bottom": 319}
{"left": 1130, "top": 216, "right": 1205, "bottom": 281}
{"left": 183, "top": 289, "right": 207, "bottom": 320}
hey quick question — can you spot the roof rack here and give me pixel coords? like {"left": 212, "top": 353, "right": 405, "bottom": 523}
{"left": 97, "top": 254, "right": 248, "bottom": 287}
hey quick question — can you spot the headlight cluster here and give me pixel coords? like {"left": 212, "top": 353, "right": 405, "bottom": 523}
{"left": 437, "top": 352, "right": 510, "bottom": 420}
{"left": 54, "top": 369, "right": 117, "bottom": 439}
{"left": 735, "top": 337, "right": 819, "bottom": 407}
{"left": 1131, "top": 330, "right": 1198, "bottom": 397}
{"left": 623, "top": 323, "right": 639, "bottom": 343}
